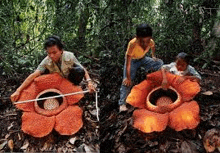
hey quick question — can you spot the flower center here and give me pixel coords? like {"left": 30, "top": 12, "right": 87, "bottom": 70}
{"left": 34, "top": 88, "right": 68, "bottom": 116}
{"left": 37, "top": 91, "right": 63, "bottom": 110}
{"left": 43, "top": 98, "right": 60, "bottom": 110}
{"left": 156, "top": 96, "right": 173, "bottom": 106}
{"left": 149, "top": 88, "right": 178, "bottom": 106}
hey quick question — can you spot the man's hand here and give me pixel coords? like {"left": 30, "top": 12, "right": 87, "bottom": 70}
{"left": 88, "top": 81, "right": 96, "bottom": 93}
{"left": 10, "top": 90, "right": 21, "bottom": 102}
{"left": 123, "top": 77, "right": 132, "bottom": 86}
{"left": 152, "top": 56, "right": 158, "bottom": 61}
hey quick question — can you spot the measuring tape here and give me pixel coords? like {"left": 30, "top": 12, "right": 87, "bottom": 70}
{"left": 12, "top": 90, "right": 99, "bottom": 121}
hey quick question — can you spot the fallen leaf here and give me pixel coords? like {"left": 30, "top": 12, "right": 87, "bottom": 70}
{"left": 75, "top": 144, "right": 85, "bottom": 152}
{"left": 117, "top": 144, "right": 126, "bottom": 153}
{"left": 20, "top": 139, "right": 29, "bottom": 150}
{"left": 203, "top": 128, "right": 220, "bottom": 153}
{"left": 0, "top": 140, "right": 7, "bottom": 150}
{"left": 7, "top": 122, "right": 14, "bottom": 131}
{"left": 5, "top": 134, "right": 10, "bottom": 139}
{"left": 89, "top": 109, "right": 98, "bottom": 116}
{"left": 202, "top": 91, "right": 213, "bottom": 96}
{"left": 8, "top": 139, "right": 13, "bottom": 151}
{"left": 181, "top": 141, "right": 198, "bottom": 153}
{"left": 41, "top": 140, "right": 53, "bottom": 151}
{"left": 69, "top": 137, "right": 77, "bottom": 145}
{"left": 18, "top": 133, "right": 21, "bottom": 141}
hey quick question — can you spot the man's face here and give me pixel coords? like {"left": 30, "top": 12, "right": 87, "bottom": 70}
{"left": 139, "top": 37, "right": 151, "bottom": 50}
{"left": 176, "top": 58, "right": 188, "bottom": 71}
{"left": 46, "top": 45, "right": 63, "bottom": 63}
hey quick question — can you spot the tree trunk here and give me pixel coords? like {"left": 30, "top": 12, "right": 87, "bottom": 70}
{"left": 78, "top": 5, "right": 89, "bottom": 50}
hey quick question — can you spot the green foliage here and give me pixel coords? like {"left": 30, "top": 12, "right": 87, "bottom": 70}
{"left": 0, "top": 0, "right": 219, "bottom": 76}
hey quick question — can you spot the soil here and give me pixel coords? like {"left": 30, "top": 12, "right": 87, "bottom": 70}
{"left": 0, "top": 58, "right": 220, "bottom": 153}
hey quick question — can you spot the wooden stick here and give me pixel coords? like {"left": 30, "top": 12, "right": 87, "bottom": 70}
{"left": 13, "top": 90, "right": 90, "bottom": 104}
{"left": 95, "top": 91, "right": 99, "bottom": 121}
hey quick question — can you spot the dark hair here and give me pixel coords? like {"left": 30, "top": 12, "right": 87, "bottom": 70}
{"left": 176, "top": 52, "right": 192, "bottom": 64}
{"left": 44, "top": 35, "right": 63, "bottom": 50}
{"left": 136, "top": 23, "right": 152, "bottom": 38}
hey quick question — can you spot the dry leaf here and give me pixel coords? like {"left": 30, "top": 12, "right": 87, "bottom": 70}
{"left": 18, "top": 133, "right": 21, "bottom": 141}
{"left": 181, "top": 141, "right": 198, "bottom": 153}
{"left": 41, "top": 141, "right": 52, "bottom": 151}
{"left": 8, "top": 139, "right": 13, "bottom": 151}
{"left": 0, "top": 140, "right": 7, "bottom": 150}
{"left": 203, "top": 128, "right": 220, "bottom": 153}
{"left": 5, "top": 134, "right": 10, "bottom": 139}
{"left": 20, "top": 139, "right": 29, "bottom": 150}
{"left": 7, "top": 122, "right": 14, "bottom": 131}
{"left": 69, "top": 137, "right": 77, "bottom": 145}
{"left": 202, "top": 91, "right": 213, "bottom": 96}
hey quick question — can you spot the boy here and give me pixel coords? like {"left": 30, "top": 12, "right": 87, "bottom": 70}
{"left": 119, "top": 23, "right": 163, "bottom": 112}
{"left": 161, "top": 52, "right": 201, "bottom": 90}
{"left": 11, "top": 35, "right": 95, "bottom": 102}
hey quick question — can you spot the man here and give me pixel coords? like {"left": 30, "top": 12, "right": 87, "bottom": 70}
{"left": 11, "top": 35, "right": 95, "bottom": 102}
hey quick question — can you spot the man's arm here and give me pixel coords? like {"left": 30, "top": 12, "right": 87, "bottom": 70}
{"left": 11, "top": 70, "right": 41, "bottom": 102}
{"left": 123, "top": 55, "right": 132, "bottom": 86}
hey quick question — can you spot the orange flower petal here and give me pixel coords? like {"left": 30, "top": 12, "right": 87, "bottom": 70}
{"left": 21, "top": 112, "right": 55, "bottom": 137}
{"left": 54, "top": 105, "right": 83, "bottom": 135}
{"left": 58, "top": 79, "right": 84, "bottom": 105}
{"left": 133, "top": 109, "right": 169, "bottom": 133}
{"left": 127, "top": 80, "right": 154, "bottom": 108}
{"left": 16, "top": 83, "right": 38, "bottom": 112}
{"left": 169, "top": 101, "right": 200, "bottom": 131}
{"left": 173, "top": 79, "right": 200, "bottom": 101}
{"left": 147, "top": 71, "right": 163, "bottom": 85}
{"left": 34, "top": 73, "right": 63, "bottom": 91}
{"left": 147, "top": 71, "right": 177, "bottom": 86}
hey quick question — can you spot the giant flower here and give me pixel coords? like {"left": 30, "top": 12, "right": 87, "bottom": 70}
{"left": 126, "top": 70, "right": 200, "bottom": 133}
{"left": 15, "top": 73, "right": 84, "bottom": 138}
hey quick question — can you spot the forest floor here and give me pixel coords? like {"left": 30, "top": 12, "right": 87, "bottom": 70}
{"left": 0, "top": 58, "right": 220, "bottom": 152}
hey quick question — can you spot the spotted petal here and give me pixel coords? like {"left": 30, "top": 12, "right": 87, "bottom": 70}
{"left": 133, "top": 109, "right": 168, "bottom": 133}
{"left": 21, "top": 112, "right": 55, "bottom": 138}
{"left": 34, "top": 73, "right": 63, "bottom": 92}
{"left": 16, "top": 83, "right": 38, "bottom": 112}
{"left": 54, "top": 105, "right": 83, "bottom": 135}
{"left": 58, "top": 79, "right": 84, "bottom": 105}
{"left": 169, "top": 101, "right": 200, "bottom": 131}
{"left": 173, "top": 79, "right": 200, "bottom": 101}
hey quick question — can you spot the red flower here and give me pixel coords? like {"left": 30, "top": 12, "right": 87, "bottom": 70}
{"left": 127, "top": 70, "right": 200, "bottom": 133}
{"left": 15, "top": 73, "right": 84, "bottom": 138}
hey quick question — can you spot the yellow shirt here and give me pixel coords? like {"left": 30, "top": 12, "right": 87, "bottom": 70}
{"left": 126, "top": 38, "right": 155, "bottom": 59}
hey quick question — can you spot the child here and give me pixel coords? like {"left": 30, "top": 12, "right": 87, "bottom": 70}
{"left": 118, "top": 23, "right": 163, "bottom": 112}
{"left": 161, "top": 52, "right": 201, "bottom": 90}
{"left": 11, "top": 35, "right": 95, "bottom": 102}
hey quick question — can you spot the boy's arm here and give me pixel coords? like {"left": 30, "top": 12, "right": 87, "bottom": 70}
{"left": 151, "top": 45, "right": 156, "bottom": 58}
{"left": 11, "top": 70, "right": 41, "bottom": 102}
{"left": 188, "top": 66, "right": 202, "bottom": 81}
{"left": 161, "top": 68, "right": 169, "bottom": 90}
{"left": 150, "top": 39, "right": 156, "bottom": 60}
{"left": 123, "top": 55, "right": 132, "bottom": 86}
{"left": 183, "top": 76, "right": 200, "bottom": 83}
{"left": 178, "top": 66, "right": 201, "bottom": 84}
